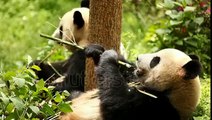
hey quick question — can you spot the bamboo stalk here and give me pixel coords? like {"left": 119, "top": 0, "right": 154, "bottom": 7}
{"left": 40, "top": 34, "right": 84, "bottom": 50}
{"left": 40, "top": 33, "right": 133, "bottom": 68}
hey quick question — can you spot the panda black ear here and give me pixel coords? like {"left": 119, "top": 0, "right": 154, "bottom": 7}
{"left": 182, "top": 60, "right": 202, "bottom": 80}
{"left": 73, "top": 11, "right": 84, "bottom": 29}
{"left": 81, "top": 0, "right": 89, "bottom": 8}
{"left": 189, "top": 54, "right": 200, "bottom": 61}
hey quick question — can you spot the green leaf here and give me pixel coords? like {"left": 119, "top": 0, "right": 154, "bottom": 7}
{"left": 31, "top": 65, "right": 41, "bottom": 71}
{"left": 54, "top": 92, "right": 63, "bottom": 103}
{"left": 165, "top": 10, "right": 182, "bottom": 19}
{"left": 41, "top": 103, "right": 55, "bottom": 116}
{"left": 184, "top": 6, "right": 196, "bottom": 12}
{"left": 164, "top": 0, "right": 174, "bottom": 9}
{"left": 26, "top": 81, "right": 34, "bottom": 86}
{"left": 5, "top": 112, "right": 18, "bottom": 120}
{"left": 29, "top": 106, "right": 40, "bottom": 114}
{"left": 13, "top": 77, "right": 25, "bottom": 87}
{"left": 173, "top": 1, "right": 183, "bottom": 6}
{"left": 62, "top": 90, "right": 70, "bottom": 97}
{"left": 0, "top": 83, "right": 6, "bottom": 87}
{"left": 36, "top": 79, "right": 45, "bottom": 91}
{"left": 194, "top": 17, "right": 204, "bottom": 25}
{"left": 58, "top": 103, "right": 72, "bottom": 113}
{"left": 18, "top": 86, "right": 28, "bottom": 95}
{"left": 27, "top": 55, "right": 33, "bottom": 65}
{"left": 27, "top": 69, "right": 37, "bottom": 78}
{"left": 175, "top": 40, "right": 183, "bottom": 46}
{"left": 156, "top": 29, "right": 170, "bottom": 35}
{"left": 3, "top": 71, "right": 16, "bottom": 80}
{"left": 170, "top": 20, "right": 183, "bottom": 25}
{"left": 0, "top": 92, "right": 9, "bottom": 104}
{"left": 47, "top": 85, "right": 55, "bottom": 90}
{"left": 184, "top": 40, "right": 198, "bottom": 48}
{"left": 10, "top": 97, "right": 24, "bottom": 110}
{"left": 6, "top": 103, "right": 14, "bottom": 113}
{"left": 185, "top": 0, "right": 193, "bottom": 5}
{"left": 32, "top": 118, "right": 40, "bottom": 120}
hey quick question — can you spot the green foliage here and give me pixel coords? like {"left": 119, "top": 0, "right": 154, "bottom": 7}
{"left": 0, "top": 0, "right": 78, "bottom": 71}
{"left": 122, "top": 0, "right": 162, "bottom": 61}
{"left": 121, "top": 1, "right": 210, "bottom": 119}
{"left": 0, "top": 64, "right": 72, "bottom": 119}
{"left": 0, "top": 0, "right": 78, "bottom": 119}
{"left": 193, "top": 75, "right": 211, "bottom": 120}
{"left": 0, "top": 0, "right": 210, "bottom": 119}
{"left": 145, "top": 0, "right": 211, "bottom": 75}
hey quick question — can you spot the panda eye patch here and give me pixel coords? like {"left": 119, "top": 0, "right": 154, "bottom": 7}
{"left": 150, "top": 56, "right": 160, "bottom": 68}
{"left": 59, "top": 25, "right": 63, "bottom": 38}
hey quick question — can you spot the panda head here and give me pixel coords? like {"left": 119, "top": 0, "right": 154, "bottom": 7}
{"left": 52, "top": 8, "right": 89, "bottom": 52}
{"left": 136, "top": 48, "right": 202, "bottom": 119}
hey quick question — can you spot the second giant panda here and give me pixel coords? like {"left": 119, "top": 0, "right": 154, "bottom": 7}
{"left": 31, "top": 0, "right": 127, "bottom": 95}
{"left": 59, "top": 45, "right": 202, "bottom": 120}
{"left": 31, "top": 7, "right": 90, "bottom": 96}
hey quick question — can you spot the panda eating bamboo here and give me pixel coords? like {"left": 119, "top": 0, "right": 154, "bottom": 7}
{"left": 59, "top": 44, "right": 202, "bottom": 120}
{"left": 30, "top": 0, "right": 127, "bottom": 98}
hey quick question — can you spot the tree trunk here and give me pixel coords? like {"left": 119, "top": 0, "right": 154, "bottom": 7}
{"left": 85, "top": 0, "right": 122, "bottom": 91}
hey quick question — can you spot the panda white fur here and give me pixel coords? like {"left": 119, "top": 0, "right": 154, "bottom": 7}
{"left": 59, "top": 45, "right": 201, "bottom": 120}
{"left": 52, "top": 7, "right": 90, "bottom": 52}
{"left": 52, "top": 5, "right": 127, "bottom": 57}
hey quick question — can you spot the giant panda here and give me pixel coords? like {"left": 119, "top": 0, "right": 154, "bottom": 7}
{"left": 59, "top": 45, "right": 202, "bottom": 120}
{"left": 30, "top": 7, "right": 90, "bottom": 96}
{"left": 31, "top": 0, "right": 127, "bottom": 95}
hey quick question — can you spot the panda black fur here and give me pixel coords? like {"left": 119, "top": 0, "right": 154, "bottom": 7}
{"left": 81, "top": 0, "right": 89, "bottom": 8}
{"left": 59, "top": 45, "right": 202, "bottom": 120}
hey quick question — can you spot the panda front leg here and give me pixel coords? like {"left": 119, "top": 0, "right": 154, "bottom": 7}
{"left": 96, "top": 50, "right": 141, "bottom": 120}
{"left": 29, "top": 59, "right": 70, "bottom": 82}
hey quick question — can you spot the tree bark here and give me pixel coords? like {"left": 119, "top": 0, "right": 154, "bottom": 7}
{"left": 85, "top": 0, "right": 122, "bottom": 91}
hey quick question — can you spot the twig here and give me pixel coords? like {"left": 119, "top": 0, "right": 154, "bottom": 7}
{"left": 40, "top": 48, "right": 56, "bottom": 63}
{"left": 46, "top": 22, "right": 76, "bottom": 44}
{"left": 40, "top": 33, "right": 133, "bottom": 68}
{"left": 118, "top": 61, "right": 132, "bottom": 68}
{"left": 136, "top": 89, "right": 158, "bottom": 99}
{"left": 47, "top": 62, "right": 63, "bottom": 77}
{"left": 40, "top": 33, "right": 84, "bottom": 50}
{"left": 128, "top": 82, "right": 157, "bottom": 99}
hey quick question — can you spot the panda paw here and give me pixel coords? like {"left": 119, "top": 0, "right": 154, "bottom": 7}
{"left": 99, "top": 50, "right": 119, "bottom": 65}
{"left": 85, "top": 44, "right": 105, "bottom": 65}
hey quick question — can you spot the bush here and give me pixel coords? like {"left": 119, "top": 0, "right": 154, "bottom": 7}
{"left": 0, "top": 62, "right": 72, "bottom": 119}
{"left": 145, "top": 0, "right": 211, "bottom": 75}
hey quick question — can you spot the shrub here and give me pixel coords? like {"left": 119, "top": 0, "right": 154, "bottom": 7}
{"left": 146, "top": 0, "right": 210, "bottom": 75}
{"left": 0, "top": 62, "right": 72, "bottom": 119}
